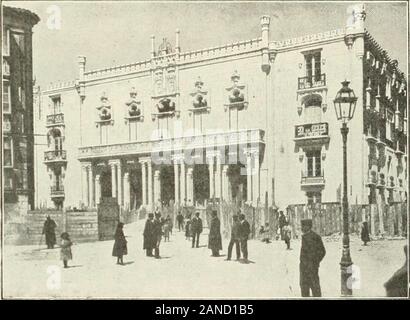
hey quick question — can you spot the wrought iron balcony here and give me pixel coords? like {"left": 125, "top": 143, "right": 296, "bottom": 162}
{"left": 366, "top": 171, "right": 377, "bottom": 186}
{"left": 301, "top": 169, "right": 325, "bottom": 187}
{"left": 46, "top": 113, "right": 64, "bottom": 127}
{"left": 51, "top": 185, "right": 65, "bottom": 198}
{"left": 44, "top": 150, "right": 67, "bottom": 163}
{"left": 376, "top": 175, "right": 386, "bottom": 189}
{"left": 298, "top": 74, "right": 326, "bottom": 90}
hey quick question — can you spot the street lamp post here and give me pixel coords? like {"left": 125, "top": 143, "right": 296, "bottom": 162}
{"left": 333, "top": 80, "right": 358, "bottom": 297}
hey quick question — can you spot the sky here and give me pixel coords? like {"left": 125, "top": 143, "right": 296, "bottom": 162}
{"left": 4, "top": 1, "right": 408, "bottom": 89}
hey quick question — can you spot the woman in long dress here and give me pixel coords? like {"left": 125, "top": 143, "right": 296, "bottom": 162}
{"left": 112, "top": 222, "right": 128, "bottom": 265}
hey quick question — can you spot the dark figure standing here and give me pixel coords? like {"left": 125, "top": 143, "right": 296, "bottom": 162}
{"left": 384, "top": 245, "right": 408, "bottom": 297}
{"left": 42, "top": 216, "right": 57, "bottom": 249}
{"left": 283, "top": 222, "right": 292, "bottom": 250}
{"left": 361, "top": 221, "right": 370, "bottom": 246}
{"left": 278, "top": 211, "right": 286, "bottom": 240}
{"left": 299, "top": 219, "right": 326, "bottom": 297}
{"left": 185, "top": 214, "right": 192, "bottom": 240}
{"left": 176, "top": 212, "right": 184, "bottom": 231}
{"left": 153, "top": 213, "right": 163, "bottom": 259}
{"left": 191, "top": 212, "right": 203, "bottom": 248}
{"left": 226, "top": 215, "right": 241, "bottom": 261}
{"left": 112, "top": 222, "right": 127, "bottom": 265}
{"left": 60, "top": 232, "right": 73, "bottom": 268}
{"left": 238, "top": 214, "right": 251, "bottom": 262}
{"left": 143, "top": 213, "right": 155, "bottom": 257}
{"left": 208, "top": 210, "right": 222, "bottom": 257}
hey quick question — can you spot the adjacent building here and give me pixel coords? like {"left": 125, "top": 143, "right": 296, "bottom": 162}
{"left": 33, "top": 5, "right": 407, "bottom": 214}
{"left": 2, "top": 6, "right": 40, "bottom": 219}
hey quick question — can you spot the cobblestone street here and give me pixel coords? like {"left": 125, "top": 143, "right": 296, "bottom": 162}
{"left": 3, "top": 220, "right": 406, "bottom": 299}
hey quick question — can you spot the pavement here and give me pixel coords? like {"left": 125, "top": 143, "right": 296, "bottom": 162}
{"left": 2, "top": 219, "right": 407, "bottom": 299}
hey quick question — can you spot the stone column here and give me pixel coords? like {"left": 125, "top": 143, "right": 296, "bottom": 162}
{"left": 81, "top": 164, "right": 88, "bottom": 206}
{"left": 140, "top": 161, "right": 147, "bottom": 206}
{"left": 147, "top": 159, "right": 153, "bottom": 210}
{"left": 215, "top": 154, "right": 222, "bottom": 199}
{"left": 154, "top": 169, "right": 161, "bottom": 207}
{"left": 110, "top": 161, "right": 117, "bottom": 201}
{"left": 95, "top": 174, "right": 101, "bottom": 205}
{"left": 187, "top": 167, "right": 194, "bottom": 205}
{"left": 118, "top": 161, "right": 123, "bottom": 206}
{"left": 174, "top": 159, "right": 180, "bottom": 205}
{"left": 88, "top": 164, "right": 94, "bottom": 208}
{"left": 123, "top": 172, "right": 130, "bottom": 210}
{"left": 222, "top": 165, "right": 229, "bottom": 201}
{"left": 208, "top": 156, "right": 215, "bottom": 199}
{"left": 252, "top": 150, "right": 260, "bottom": 206}
{"left": 180, "top": 159, "right": 186, "bottom": 204}
{"left": 246, "top": 152, "right": 252, "bottom": 204}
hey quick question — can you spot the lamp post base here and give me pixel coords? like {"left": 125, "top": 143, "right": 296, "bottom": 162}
{"left": 340, "top": 261, "right": 353, "bottom": 296}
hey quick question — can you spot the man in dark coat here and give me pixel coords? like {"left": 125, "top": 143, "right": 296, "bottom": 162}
{"left": 191, "top": 212, "right": 203, "bottom": 248}
{"left": 208, "top": 210, "right": 222, "bottom": 256}
{"left": 153, "top": 212, "right": 163, "bottom": 259}
{"left": 361, "top": 221, "right": 370, "bottom": 246}
{"left": 143, "top": 213, "right": 155, "bottom": 257}
{"left": 226, "top": 214, "right": 241, "bottom": 261}
{"left": 384, "top": 245, "right": 408, "bottom": 297}
{"left": 42, "top": 216, "right": 57, "bottom": 249}
{"left": 299, "top": 219, "right": 326, "bottom": 297}
{"left": 176, "top": 211, "right": 184, "bottom": 231}
{"left": 278, "top": 211, "right": 286, "bottom": 240}
{"left": 238, "top": 213, "right": 251, "bottom": 262}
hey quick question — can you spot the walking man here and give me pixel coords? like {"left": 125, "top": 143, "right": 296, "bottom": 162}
{"left": 238, "top": 213, "right": 251, "bottom": 262}
{"left": 226, "top": 214, "right": 241, "bottom": 261}
{"left": 153, "top": 212, "right": 163, "bottom": 259}
{"left": 143, "top": 213, "right": 155, "bottom": 257}
{"left": 42, "top": 215, "right": 57, "bottom": 249}
{"left": 191, "top": 212, "right": 203, "bottom": 248}
{"left": 278, "top": 210, "right": 286, "bottom": 240}
{"left": 299, "top": 219, "right": 326, "bottom": 297}
{"left": 176, "top": 211, "right": 184, "bottom": 231}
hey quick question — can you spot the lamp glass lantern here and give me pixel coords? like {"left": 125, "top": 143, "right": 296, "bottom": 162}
{"left": 333, "top": 80, "right": 358, "bottom": 123}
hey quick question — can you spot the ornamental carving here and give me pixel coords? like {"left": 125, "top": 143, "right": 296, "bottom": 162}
{"left": 97, "top": 92, "right": 112, "bottom": 121}
{"left": 157, "top": 38, "right": 173, "bottom": 56}
{"left": 225, "top": 70, "right": 247, "bottom": 111}
{"left": 189, "top": 77, "right": 209, "bottom": 114}
{"left": 125, "top": 87, "right": 142, "bottom": 117}
{"left": 156, "top": 97, "right": 176, "bottom": 114}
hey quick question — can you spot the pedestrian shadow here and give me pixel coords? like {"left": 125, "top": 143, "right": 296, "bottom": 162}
{"left": 66, "top": 265, "right": 83, "bottom": 269}
{"left": 239, "top": 259, "right": 255, "bottom": 264}
{"left": 156, "top": 256, "right": 172, "bottom": 259}
{"left": 122, "top": 261, "right": 135, "bottom": 266}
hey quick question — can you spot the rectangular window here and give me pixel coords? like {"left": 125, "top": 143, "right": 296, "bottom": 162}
{"left": 307, "top": 192, "right": 322, "bottom": 204}
{"left": 2, "top": 28, "right": 10, "bottom": 56}
{"left": 386, "top": 111, "right": 394, "bottom": 141}
{"left": 4, "top": 170, "right": 13, "bottom": 190}
{"left": 52, "top": 96, "right": 62, "bottom": 114}
{"left": 3, "top": 136, "right": 13, "bottom": 167}
{"left": 306, "top": 150, "right": 321, "bottom": 177}
{"left": 3, "top": 59, "right": 10, "bottom": 75}
{"left": 12, "top": 32, "right": 25, "bottom": 54}
{"left": 304, "top": 51, "right": 321, "bottom": 81}
{"left": 2, "top": 82, "right": 11, "bottom": 113}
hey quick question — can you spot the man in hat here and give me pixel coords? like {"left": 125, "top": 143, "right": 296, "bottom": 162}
{"left": 208, "top": 210, "right": 222, "bottom": 257}
{"left": 153, "top": 212, "right": 163, "bottom": 259}
{"left": 191, "top": 211, "right": 203, "bottom": 248}
{"left": 143, "top": 213, "right": 155, "bottom": 257}
{"left": 42, "top": 215, "right": 57, "bottom": 249}
{"left": 299, "top": 219, "right": 326, "bottom": 297}
{"left": 238, "top": 213, "right": 251, "bottom": 262}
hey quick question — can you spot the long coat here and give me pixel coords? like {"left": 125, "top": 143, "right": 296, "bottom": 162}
{"left": 112, "top": 228, "right": 128, "bottom": 257}
{"left": 43, "top": 218, "right": 57, "bottom": 246}
{"left": 191, "top": 217, "right": 203, "bottom": 234}
{"left": 208, "top": 217, "right": 222, "bottom": 250}
{"left": 231, "top": 221, "right": 241, "bottom": 241}
{"left": 60, "top": 239, "right": 72, "bottom": 261}
{"left": 299, "top": 230, "right": 326, "bottom": 285}
{"left": 361, "top": 222, "right": 370, "bottom": 243}
{"left": 238, "top": 220, "right": 251, "bottom": 241}
{"left": 143, "top": 219, "right": 155, "bottom": 250}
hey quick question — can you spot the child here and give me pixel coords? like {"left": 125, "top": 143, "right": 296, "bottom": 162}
{"left": 260, "top": 223, "right": 271, "bottom": 243}
{"left": 112, "top": 222, "right": 128, "bottom": 265}
{"left": 60, "top": 232, "right": 73, "bottom": 268}
{"left": 283, "top": 223, "right": 292, "bottom": 250}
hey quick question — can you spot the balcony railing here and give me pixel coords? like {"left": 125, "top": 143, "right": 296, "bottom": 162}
{"left": 46, "top": 113, "right": 64, "bottom": 126}
{"left": 294, "top": 122, "right": 329, "bottom": 145}
{"left": 51, "top": 185, "right": 65, "bottom": 197}
{"left": 366, "top": 171, "right": 377, "bottom": 186}
{"left": 301, "top": 169, "right": 325, "bottom": 186}
{"left": 44, "top": 150, "right": 67, "bottom": 163}
{"left": 298, "top": 74, "right": 326, "bottom": 90}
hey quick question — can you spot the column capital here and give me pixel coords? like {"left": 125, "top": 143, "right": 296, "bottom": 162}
{"left": 139, "top": 156, "right": 151, "bottom": 164}
{"left": 187, "top": 167, "right": 194, "bottom": 175}
{"left": 95, "top": 174, "right": 100, "bottom": 181}
{"left": 244, "top": 147, "right": 259, "bottom": 157}
{"left": 108, "top": 159, "right": 121, "bottom": 166}
{"left": 154, "top": 169, "right": 161, "bottom": 177}
{"left": 172, "top": 153, "right": 185, "bottom": 162}
{"left": 81, "top": 161, "right": 92, "bottom": 169}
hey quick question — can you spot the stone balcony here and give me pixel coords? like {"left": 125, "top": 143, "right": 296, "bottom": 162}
{"left": 78, "top": 128, "right": 265, "bottom": 161}
{"left": 50, "top": 185, "right": 65, "bottom": 199}
{"left": 294, "top": 122, "right": 329, "bottom": 146}
{"left": 44, "top": 150, "right": 67, "bottom": 164}
{"left": 301, "top": 170, "right": 325, "bottom": 188}
{"left": 297, "top": 74, "right": 326, "bottom": 91}
{"left": 46, "top": 113, "right": 64, "bottom": 127}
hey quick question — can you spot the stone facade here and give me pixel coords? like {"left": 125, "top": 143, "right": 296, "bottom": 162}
{"left": 33, "top": 5, "right": 407, "bottom": 216}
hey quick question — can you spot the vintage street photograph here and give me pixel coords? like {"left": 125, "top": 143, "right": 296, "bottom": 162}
{"left": 1, "top": 1, "right": 408, "bottom": 299}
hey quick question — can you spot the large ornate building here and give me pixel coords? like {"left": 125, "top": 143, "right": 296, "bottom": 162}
{"left": 3, "top": 6, "right": 40, "bottom": 218}
{"left": 33, "top": 5, "right": 407, "bottom": 214}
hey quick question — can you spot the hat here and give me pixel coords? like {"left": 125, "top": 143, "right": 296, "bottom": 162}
{"left": 301, "top": 219, "right": 312, "bottom": 228}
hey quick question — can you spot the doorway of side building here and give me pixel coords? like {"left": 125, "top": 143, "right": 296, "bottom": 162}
{"left": 193, "top": 164, "right": 210, "bottom": 205}
{"left": 160, "top": 165, "right": 175, "bottom": 206}
{"left": 100, "top": 169, "right": 112, "bottom": 198}
{"left": 129, "top": 168, "right": 142, "bottom": 210}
